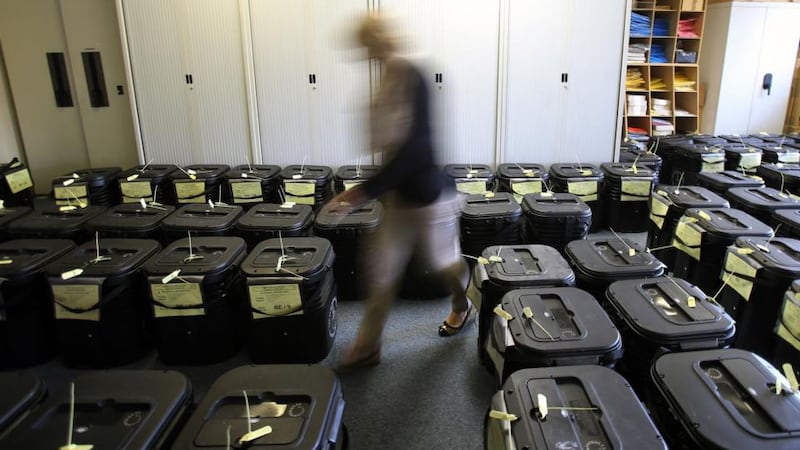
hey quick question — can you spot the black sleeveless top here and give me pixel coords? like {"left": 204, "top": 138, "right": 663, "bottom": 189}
{"left": 361, "top": 60, "right": 454, "bottom": 206}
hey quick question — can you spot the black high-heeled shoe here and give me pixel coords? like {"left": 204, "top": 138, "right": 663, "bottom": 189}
{"left": 438, "top": 305, "right": 476, "bottom": 337}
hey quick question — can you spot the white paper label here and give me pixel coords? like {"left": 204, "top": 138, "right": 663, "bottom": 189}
{"left": 175, "top": 181, "right": 206, "bottom": 202}
{"left": 249, "top": 284, "right": 303, "bottom": 318}
{"left": 120, "top": 181, "right": 153, "bottom": 201}
{"left": 5, "top": 169, "right": 33, "bottom": 194}
{"left": 511, "top": 180, "right": 542, "bottom": 195}
{"left": 231, "top": 181, "right": 263, "bottom": 203}
{"left": 456, "top": 180, "right": 487, "bottom": 195}
{"left": 620, "top": 178, "right": 652, "bottom": 201}
{"left": 53, "top": 284, "right": 100, "bottom": 321}
{"left": 151, "top": 283, "right": 204, "bottom": 317}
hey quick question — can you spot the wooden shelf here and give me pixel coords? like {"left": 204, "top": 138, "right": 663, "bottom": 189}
{"left": 623, "top": 0, "right": 706, "bottom": 142}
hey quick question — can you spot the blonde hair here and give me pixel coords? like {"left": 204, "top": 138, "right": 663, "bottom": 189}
{"left": 356, "top": 13, "right": 399, "bottom": 57}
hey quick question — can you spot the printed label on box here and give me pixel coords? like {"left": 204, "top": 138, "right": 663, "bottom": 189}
{"left": 781, "top": 298, "right": 800, "bottom": 340}
{"left": 650, "top": 193, "right": 671, "bottom": 217}
{"left": 284, "top": 181, "right": 315, "bottom": 197}
{"left": 231, "top": 181, "right": 263, "bottom": 203}
{"left": 620, "top": 178, "right": 651, "bottom": 201}
{"left": 511, "top": 180, "right": 542, "bottom": 195}
{"left": 249, "top": 284, "right": 303, "bottom": 319}
{"left": 175, "top": 181, "right": 206, "bottom": 202}
{"left": 120, "top": 181, "right": 153, "bottom": 200}
{"left": 701, "top": 162, "right": 725, "bottom": 173}
{"left": 151, "top": 283, "right": 204, "bottom": 317}
{"left": 54, "top": 184, "right": 88, "bottom": 201}
{"left": 724, "top": 252, "right": 757, "bottom": 278}
{"left": 567, "top": 180, "right": 597, "bottom": 197}
{"left": 738, "top": 153, "right": 762, "bottom": 169}
{"left": 779, "top": 153, "right": 800, "bottom": 164}
{"left": 5, "top": 169, "right": 33, "bottom": 194}
{"left": 457, "top": 180, "right": 488, "bottom": 195}
{"left": 53, "top": 284, "right": 100, "bottom": 321}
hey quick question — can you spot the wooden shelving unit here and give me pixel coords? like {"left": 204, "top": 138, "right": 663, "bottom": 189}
{"left": 624, "top": 0, "right": 706, "bottom": 141}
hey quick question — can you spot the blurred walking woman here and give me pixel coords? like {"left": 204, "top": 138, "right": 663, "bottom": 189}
{"left": 329, "top": 13, "right": 473, "bottom": 370}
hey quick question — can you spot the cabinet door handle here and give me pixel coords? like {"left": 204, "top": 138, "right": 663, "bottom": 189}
{"left": 81, "top": 51, "right": 109, "bottom": 107}
{"left": 46, "top": 52, "right": 74, "bottom": 107}
{"left": 762, "top": 73, "right": 773, "bottom": 95}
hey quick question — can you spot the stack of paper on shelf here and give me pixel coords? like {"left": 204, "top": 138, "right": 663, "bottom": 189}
{"left": 628, "top": 43, "right": 648, "bottom": 63}
{"left": 678, "top": 18, "right": 699, "bottom": 38}
{"left": 627, "top": 94, "right": 648, "bottom": 116}
{"left": 650, "top": 43, "right": 667, "bottom": 63}
{"left": 651, "top": 98, "right": 672, "bottom": 116}
{"left": 626, "top": 68, "right": 647, "bottom": 90}
{"left": 652, "top": 118, "right": 675, "bottom": 136}
{"left": 631, "top": 12, "right": 652, "bottom": 37}
{"left": 650, "top": 77, "right": 668, "bottom": 90}
{"left": 674, "top": 71, "right": 697, "bottom": 91}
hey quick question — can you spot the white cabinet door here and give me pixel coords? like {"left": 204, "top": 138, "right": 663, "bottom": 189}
{"left": 307, "top": 0, "right": 371, "bottom": 168}
{"left": 503, "top": 0, "right": 566, "bottom": 165}
{"left": 122, "top": 0, "right": 193, "bottom": 165}
{"left": 183, "top": 0, "right": 251, "bottom": 165}
{"left": 251, "top": 0, "right": 369, "bottom": 167}
{"left": 250, "top": 0, "right": 315, "bottom": 166}
{"left": 561, "top": 0, "right": 626, "bottom": 165}
{"left": 713, "top": 4, "right": 765, "bottom": 135}
{"left": 123, "top": 0, "right": 251, "bottom": 165}
{"left": 747, "top": 4, "right": 800, "bottom": 134}
{"left": 381, "top": 0, "right": 500, "bottom": 166}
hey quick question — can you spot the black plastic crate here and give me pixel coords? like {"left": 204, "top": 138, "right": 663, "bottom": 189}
{"left": 7, "top": 204, "right": 106, "bottom": 243}
{"left": 161, "top": 203, "right": 243, "bottom": 244}
{"left": 601, "top": 162, "right": 656, "bottom": 232}
{"left": 649, "top": 349, "right": 800, "bottom": 450}
{"left": 223, "top": 164, "right": 282, "bottom": 207}
{"left": 520, "top": 192, "right": 591, "bottom": 253}
{"left": 716, "top": 237, "right": 800, "bottom": 359}
{"left": 118, "top": 164, "right": 177, "bottom": 204}
{"left": 605, "top": 277, "right": 735, "bottom": 392}
{"left": 697, "top": 170, "right": 765, "bottom": 196}
{"left": 279, "top": 165, "right": 333, "bottom": 211}
{"left": 52, "top": 167, "right": 122, "bottom": 207}
{"left": 234, "top": 203, "right": 313, "bottom": 249}
{"left": 143, "top": 236, "right": 248, "bottom": 365}
{"left": 495, "top": 163, "right": 548, "bottom": 202}
{"left": 0, "top": 158, "right": 34, "bottom": 207}
{"left": 564, "top": 237, "right": 665, "bottom": 302}
{"left": 87, "top": 203, "right": 175, "bottom": 243}
{"left": 486, "top": 365, "right": 666, "bottom": 450}
{"left": 1, "top": 370, "right": 192, "bottom": 450}
{"left": 671, "top": 207, "right": 773, "bottom": 296}
{"left": 470, "top": 244, "right": 575, "bottom": 367}
{"left": 445, "top": 163, "right": 495, "bottom": 195}
{"left": 172, "top": 365, "right": 346, "bottom": 449}
{"left": 726, "top": 186, "right": 800, "bottom": 225}
{"left": 0, "top": 239, "right": 75, "bottom": 369}
{"left": 460, "top": 192, "right": 521, "bottom": 258}
{"left": 486, "top": 287, "right": 622, "bottom": 383}
{"left": 241, "top": 237, "right": 337, "bottom": 363}
{"left": 46, "top": 238, "right": 161, "bottom": 368}
{"left": 548, "top": 163, "right": 605, "bottom": 231}
{"left": 334, "top": 164, "right": 380, "bottom": 193}
{"left": 647, "top": 185, "right": 729, "bottom": 271}
{"left": 0, "top": 373, "right": 45, "bottom": 436}
{"left": 171, "top": 164, "right": 230, "bottom": 206}
{"left": 313, "top": 200, "right": 382, "bottom": 301}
